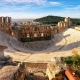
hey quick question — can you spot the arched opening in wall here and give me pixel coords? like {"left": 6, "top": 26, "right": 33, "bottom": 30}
{"left": 41, "top": 33, "right": 44, "bottom": 37}
{"left": 7, "top": 17, "right": 8, "bottom": 23}
{"left": 2, "top": 17, "right": 3, "bottom": 23}
{"left": 34, "top": 33, "right": 37, "bottom": 37}
{"left": 12, "top": 32, "right": 14, "bottom": 36}
{"left": 3, "top": 18, "right": 6, "bottom": 23}
{"left": 8, "top": 17, "right": 11, "bottom": 23}
{"left": 27, "top": 33, "right": 30, "bottom": 38}
{"left": 35, "top": 27, "right": 37, "bottom": 31}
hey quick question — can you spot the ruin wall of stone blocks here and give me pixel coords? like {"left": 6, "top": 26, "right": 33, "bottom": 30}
{"left": 0, "top": 16, "right": 71, "bottom": 42}
{"left": 18, "top": 25, "right": 51, "bottom": 41}
{"left": 0, "top": 17, "right": 12, "bottom": 35}
{"left": 17, "top": 17, "right": 71, "bottom": 42}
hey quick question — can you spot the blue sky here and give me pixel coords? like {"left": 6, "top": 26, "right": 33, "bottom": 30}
{"left": 0, "top": 0, "right": 80, "bottom": 19}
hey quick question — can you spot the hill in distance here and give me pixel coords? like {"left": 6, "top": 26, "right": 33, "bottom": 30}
{"left": 34, "top": 15, "right": 80, "bottom": 25}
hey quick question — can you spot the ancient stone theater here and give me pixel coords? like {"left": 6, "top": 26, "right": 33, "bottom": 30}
{"left": 0, "top": 16, "right": 71, "bottom": 42}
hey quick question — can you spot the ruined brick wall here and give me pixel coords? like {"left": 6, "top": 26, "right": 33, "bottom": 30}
{"left": 18, "top": 17, "right": 71, "bottom": 42}
{"left": 0, "top": 17, "right": 12, "bottom": 35}
{"left": 58, "top": 17, "right": 71, "bottom": 28}
{"left": 0, "top": 16, "right": 71, "bottom": 42}
{"left": 18, "top": 25, "right": 52, "bottom": 41}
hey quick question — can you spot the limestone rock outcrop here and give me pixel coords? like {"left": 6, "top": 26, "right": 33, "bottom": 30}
{"left": 14, "top": 62, "right": 26, "bottom": 80}
{"left": 46, "top": 57, "right": 66, "bottom": 80}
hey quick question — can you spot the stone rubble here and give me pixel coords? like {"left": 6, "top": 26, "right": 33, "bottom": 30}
{"left": 14, "top": 62, "right": 26, "bottom": 80}
{"left": 46, "top": 57, "right": 66, "bottom": 80}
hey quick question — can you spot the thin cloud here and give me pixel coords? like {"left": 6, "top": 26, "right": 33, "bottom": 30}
{"left": 0, "top": 12, "right": 48, "bottom": 19}
{"left": 1, "top": 10, "right": 80, "bottom": 19}
{"left": 4, "top": 0, "right": 46, "bottom": 5}
{"left": 66, "top": 5, "right": 80, "bottom": 10}
{"left": 1, "top": 0, "right": 80, "bottom": 18}
{"left": 49, "top": 1, "right": 60, "bottom": 5}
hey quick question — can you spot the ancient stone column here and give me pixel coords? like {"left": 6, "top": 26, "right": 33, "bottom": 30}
{"left": 65, "top": 17, "right": 71, "bottom": 27}
{"left": 0, "top": 17, "right": 3, "bottom": 23}
{"left": 60, "top": 21, "right": 64, "bottom": 30}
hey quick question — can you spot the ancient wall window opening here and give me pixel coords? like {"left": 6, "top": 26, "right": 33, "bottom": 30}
{"left": 27, "top": 34, "right": 30, "bottom": 38}
{"left": 6, "top": 17, "right": 8, "bottom": 23}
{"left": 3, "top": 18, "right": 5, "bottom": 23}
{"left": 41, "top": 33, "right": 44, "bottom": 37}
{"left": 2, "top": 17, "right": 3, "bottom": 23}
{"left": 34, "top": 33, "right": 37, "bottom": 37}
{"left": 35, "top": 27, "right": 37, "bottom": 31}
